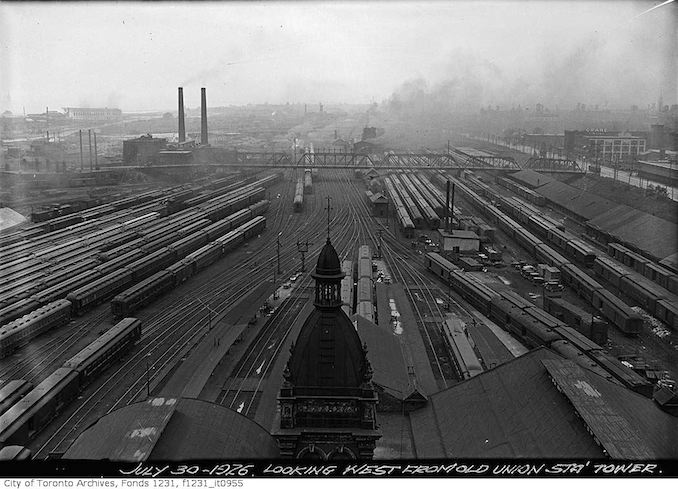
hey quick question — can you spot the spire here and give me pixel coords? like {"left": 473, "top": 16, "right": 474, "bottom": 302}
{"left": 325, "top": 196, "right": 332, "bottom": 241}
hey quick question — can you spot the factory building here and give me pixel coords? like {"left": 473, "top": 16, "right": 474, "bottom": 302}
{"left": 63, "top": 107, "right": 122, "bottom": 121}
{"left": 122, "top": 135, "right": 167, "bottom": 165}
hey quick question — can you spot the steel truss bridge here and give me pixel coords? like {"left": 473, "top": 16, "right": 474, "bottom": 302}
{"left": 102, "top": 149, "right": 586, "bottom": 174}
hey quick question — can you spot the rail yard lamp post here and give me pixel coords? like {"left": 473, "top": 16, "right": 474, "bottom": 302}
{"left": 276, "top": 232, "right": 282, "bottom": 275}
{"left": 296, "top": 240, "right": 311, "bottom": 273}
{"left": 146, "top": 353, "right": 152, "bottom": 398}
{"left": 194, "top": 297, "right": 217, "bottom": 331}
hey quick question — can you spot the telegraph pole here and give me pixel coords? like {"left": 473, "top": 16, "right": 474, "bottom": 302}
{"left": 296, "top": 240, "right": 311, "bottom": 273}
{"left": 276, "top": 232, "right": 282, "bottom": 275}
{"left": 377, "top": 230, "right": 383, "bottom": 259}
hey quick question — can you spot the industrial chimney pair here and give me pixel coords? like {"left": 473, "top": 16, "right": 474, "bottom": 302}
{"left": 177, "top": 87, "right": 208, "bottom": 145}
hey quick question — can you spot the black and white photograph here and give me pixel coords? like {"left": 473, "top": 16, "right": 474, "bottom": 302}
{"left": 0, "top": 0, "right": 676, "bottom": 475}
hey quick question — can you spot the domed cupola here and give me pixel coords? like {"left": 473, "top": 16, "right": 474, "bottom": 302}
{"left": 311, "top": 237, "right": 345, "bottom": 308}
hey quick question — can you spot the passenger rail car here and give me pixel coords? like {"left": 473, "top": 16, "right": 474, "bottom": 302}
{"left": 442, "top": 318, "right": 483, "bottom": 380}
{"left": 0, "top": 368, "right": 80, "bottom": 447}
{"left": 0, "top": 300, "right": 72, "bottom": 359}
{"left": 63, "top": 317, "right": 142, "bottom": 385}
{"left": 341, "top": 261, "right": 355, "bottom": 317}
{"left": 0, "top": 445, "right": 32, "bottom": 460}
{"left": 0, "top": 381, "right": 33, "bottom": 417}
{"left": 0, "top": 318, "right": 142, "bottom": 447}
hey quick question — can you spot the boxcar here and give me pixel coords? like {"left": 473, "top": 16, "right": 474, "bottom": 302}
{"left": 591, "top": 288, "right": 643, "bottom": 335}
{"left": 549, "top": 340, "right": 617, "bottom": 383}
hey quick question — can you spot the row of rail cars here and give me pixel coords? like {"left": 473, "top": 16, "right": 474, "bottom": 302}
{"left": 0, "top": 173, "right": 276, "bottom": 271}
{"left": 462, "top": 172, "right": 678, "bottom": 330}
{"left": 111, "top": 216, "right": 266, "bottom": 317}
{"left": 304, "top": 169, "right": 313, "bottom": 194}
{"left": 424, "top": 252, "right": 651, "bottom": 396}
{"left": 397, "top": 174, "right": 441, "bottom": 229}
{"left": 431, "top": 172, "right": 646, "bottom": 334}
{"left": 0, "top": 176, "right": 279, "bottom": 326}
{"left": 0, "top": 318, "right": 142, "bottom": 449}
{"left": 608, "top": 243, "right": 678, "bottom": 294}
{"left": 0, "top": 213, "right": 267, "bottom": 358}
{"left": 383, "top": 177, "right": 414, "bottom": 238}
{"left": 340, "top": 260, "right": 354, "bottom": 318}
{"left": 356, "top": 245, "right": 375, "bottom": 323}
{"left": 293, "top": 178, "right": 304, "bottom": 212}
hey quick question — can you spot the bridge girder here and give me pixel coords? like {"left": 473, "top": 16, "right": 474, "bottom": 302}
{"left": 523, "top": 157, "right": 584, "bottom": 173}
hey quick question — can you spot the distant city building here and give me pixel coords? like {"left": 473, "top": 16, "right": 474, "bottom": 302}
{"left": 584, "top": 135, "right": 646, "bottom": 160}
{"left": 63, "top": 107, "right": 122, "bottom": 121}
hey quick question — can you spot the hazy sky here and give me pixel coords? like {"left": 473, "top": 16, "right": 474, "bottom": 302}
{"left": 0, "top": 1, "right": 675, "bottom": 113}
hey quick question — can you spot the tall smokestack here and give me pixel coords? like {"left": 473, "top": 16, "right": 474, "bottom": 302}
{"left": 200, "top": 87, "right": 208, "bottom": 145}
{"left": 178, "top": 87, "right": 186, "bottom": 143}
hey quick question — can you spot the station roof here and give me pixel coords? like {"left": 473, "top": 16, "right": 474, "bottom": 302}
{"left": 368, "top": 192, "right": 388, "bottom": 204}
{"left": 535, "top": 180, "right": 619, "bottom": 220}
{"left": 587, "top": 206, "right": 677, "bottom": 261}
{"left": 63, "top": 397, "right": 279, "bottom": 460}
{"left": 0, "top": 207, "right": 26, "bottom": 231}
{"left": 408, "top": 347, "right": 678, "bottom": 459}
{"left": 508, "top": 169, "right": 554, "bottom": 189}
{"left": 354, "top": 314, "right": 413, "bottom": 400}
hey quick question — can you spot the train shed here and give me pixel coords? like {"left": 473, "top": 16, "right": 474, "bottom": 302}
{"left": 354, "top": 314, "right": 426, "bottom": 413}
{"left": 408, "top": 348, "right": 678, "bottom": 458}
{"left": 63, "top": 397, "right": 279, "bottom": 460}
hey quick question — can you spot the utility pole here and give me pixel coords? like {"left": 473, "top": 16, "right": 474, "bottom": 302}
{"left": 273, "top": 269, "right": 278, "bottom": 300}
{"left": 276, "top": 232, "right": 282, "bottom": 275}
{"left": 88, "top": 129, "right": 93, "bottom": 171}
{"left": 93, "top": 131, "right": 98, "bottom": 169}
{"left": 296, "top": 240, "right": 311, "bottom": 273}
{"left": 377, "top": 230, "right": 383, "bottom": 259}
{"left": 79, "top": 130, "right": 84, "bottom": 171}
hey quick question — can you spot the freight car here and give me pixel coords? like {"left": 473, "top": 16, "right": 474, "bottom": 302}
{"left": 423, "top": 251, "right": 650, "bottom": 393}
{"left": 0, "top": 300, "right": 72, "bottom": 359}
{"left": 542, "top": 295, "right": 608, "bottom": 344}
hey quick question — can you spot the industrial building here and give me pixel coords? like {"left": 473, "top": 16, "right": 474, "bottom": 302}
{"left": 63, "top": 107, "right": 122, "bottom": 121}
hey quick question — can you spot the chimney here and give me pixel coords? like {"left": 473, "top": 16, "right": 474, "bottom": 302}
{"left": 178, "top": 87, "right": 186, "bottom": 143}
{"left": 200, "top": 87, "right": 208, "bottom": 145}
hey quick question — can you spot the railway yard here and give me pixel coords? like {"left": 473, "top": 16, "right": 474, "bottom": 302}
{"left": 0, "top": 133, "right": 677, "bottom": 460}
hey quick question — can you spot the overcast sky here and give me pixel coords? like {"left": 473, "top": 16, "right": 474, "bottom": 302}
{"left": 0, "top": 1, "right": 675, "bottom": 113}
